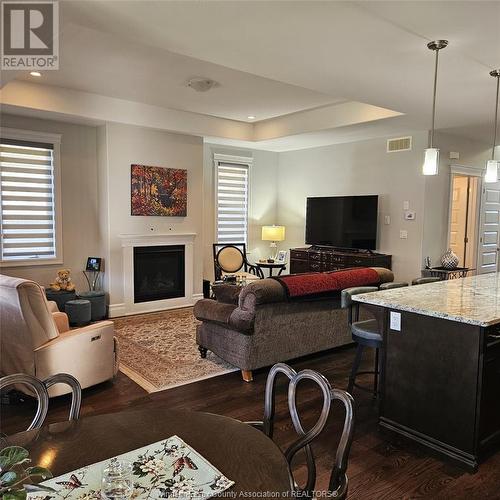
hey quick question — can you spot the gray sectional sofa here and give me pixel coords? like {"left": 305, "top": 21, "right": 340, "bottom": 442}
{"left": 194, "top": 269, "right": 393, "bottom": 381}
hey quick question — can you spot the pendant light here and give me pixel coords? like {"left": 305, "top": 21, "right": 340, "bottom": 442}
{"left": 485, "top": 69, "right": 500, "bottom": 183}
{"left": 423, "top": 40, "right": 448, "bottom": 176}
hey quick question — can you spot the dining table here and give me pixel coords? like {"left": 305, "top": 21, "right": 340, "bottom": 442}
{"left": 3, "top": 408, "right": 293, "bottom": 498}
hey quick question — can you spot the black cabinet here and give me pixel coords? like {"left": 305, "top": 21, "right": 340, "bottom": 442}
{"left": 289, "top": 247, "right": 392, "bottom": 274}
{"left": 379, "top": 310, "right": 500, "bottom": 470}
{"left": 479, "top": 330, "right": 500, "bottom": 447}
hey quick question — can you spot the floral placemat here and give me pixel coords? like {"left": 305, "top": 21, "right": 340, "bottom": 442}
{"left": 28, "top": 436, "right": 234, "bottom": 499}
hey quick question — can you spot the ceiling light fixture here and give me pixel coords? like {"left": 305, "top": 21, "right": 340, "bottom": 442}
{"left": 187, "top": 77, "right": 217, "bottom": 92}
{"left": 247, "top": 116, "right": 256, "bottom": 120}
{"left": 30, "top": 71, "right": 41, "bottom": 77}
{"left": 485, "top": 69, "right": 500, "bottom": 183}
{"left": 423, "top": 40, "right": 448, "bottom": 176}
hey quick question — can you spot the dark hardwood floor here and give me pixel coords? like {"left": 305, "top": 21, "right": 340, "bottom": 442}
{"left": 2, "top": 346, "right": 499, "bottom": 499}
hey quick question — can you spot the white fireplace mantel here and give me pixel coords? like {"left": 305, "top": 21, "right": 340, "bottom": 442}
{"left": 109, "top": 233, "right": 198, "bottom": 317}
{"left": 119, "top": 232, "right": 196, "bottom": 247}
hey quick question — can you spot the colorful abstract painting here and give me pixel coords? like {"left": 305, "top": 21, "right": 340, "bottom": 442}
{"left": 131, "top": 164, "right": 187, "bottom": 216}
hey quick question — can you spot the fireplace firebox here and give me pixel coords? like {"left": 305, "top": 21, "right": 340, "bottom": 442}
{"left": 133, "top": 245, "right": 185, "bottom": 303}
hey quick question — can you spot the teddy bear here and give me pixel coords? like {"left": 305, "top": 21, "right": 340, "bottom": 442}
{"left": 50, "top": 269, "right": 76, "bottom": 292}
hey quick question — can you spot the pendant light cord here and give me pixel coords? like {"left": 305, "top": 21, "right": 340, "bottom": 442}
{"left": 492, "top": 74, "right": 500, "bottom": 161}
{"left": 430, "top": 48, "right": 440, "bottom": 149}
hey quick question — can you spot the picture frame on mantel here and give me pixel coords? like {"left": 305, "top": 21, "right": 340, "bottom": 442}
{"left": 131, "top": 164, "right": 187, "bottom": 216}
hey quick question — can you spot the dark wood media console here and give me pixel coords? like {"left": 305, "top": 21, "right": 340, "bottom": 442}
{"left": 290, "top": 247, "right": 392, "bottom": 274}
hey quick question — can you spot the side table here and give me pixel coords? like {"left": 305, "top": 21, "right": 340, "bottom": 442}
{"left": 422, "top": 267, "right": 475, "bottom": 280}
{"left": 255, "top": 261, "right": 287, "bottom": 277}
{"left": 45, "top": 289, "right": 77, "bottom": 311}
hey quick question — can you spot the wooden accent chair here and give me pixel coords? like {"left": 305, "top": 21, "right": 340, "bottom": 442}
{"left": 213, "top": 243, "right": 262, "bottom": 281}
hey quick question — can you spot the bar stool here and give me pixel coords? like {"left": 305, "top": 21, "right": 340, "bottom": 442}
{"left": 342, "top": 282, "right": 408, "bottom": 398}
{"left": 412, "top": 277, "right": 441, "bottom": 285}
{"left": 379, "top": 282, "right": 409, "bottom": 290}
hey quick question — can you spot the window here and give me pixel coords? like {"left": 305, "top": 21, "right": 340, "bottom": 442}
{"left": 0, "top": 129, "right": 62, "bottom": 265}
{"left": 214, "top": 154, "right": 251, "bottom": 245}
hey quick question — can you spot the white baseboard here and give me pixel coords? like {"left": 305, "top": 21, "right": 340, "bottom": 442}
{"left": 108, "top": 303, "right": 126, "bottom": 318}
{"left": 108, "top": 294, "right": 203, "bottom": 318}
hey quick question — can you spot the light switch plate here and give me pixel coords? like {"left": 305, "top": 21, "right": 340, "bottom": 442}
{"left": 403, "top": 201, "right": 410, "bottom": 210}
{"left": 384, "top": 215, "right": 391, "bottom": 225}
{"left": 400, "top": 230, "right": 408, "bottom": 239}
{"left": 390, "top": 311, "right": 401, "bottom": 331}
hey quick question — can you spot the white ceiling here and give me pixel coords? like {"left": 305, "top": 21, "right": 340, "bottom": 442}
{"left": 20, "top": 22, "right": 342, "bottom": 123}
{"left": 5, "top": 1, "right": 500, "bottom": 150}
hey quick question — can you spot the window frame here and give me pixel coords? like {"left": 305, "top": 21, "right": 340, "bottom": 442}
{"left": 213, "top": 153, "right": 252, "bottom": 246}
{"left": 0, "top": 127, "right": 63, "bottom": 267}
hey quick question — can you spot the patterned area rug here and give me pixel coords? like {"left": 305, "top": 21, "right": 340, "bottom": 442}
{"left": 113, "top": 307, "right": 237, "bottom": 393}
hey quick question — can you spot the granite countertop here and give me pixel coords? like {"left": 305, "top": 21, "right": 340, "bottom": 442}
{"left": 352, "top": 272, "right": 500, "bottom": 327}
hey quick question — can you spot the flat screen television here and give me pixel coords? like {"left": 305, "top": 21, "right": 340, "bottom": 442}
{"left": 305, "top": 195, "right": 378, "bottom": 250}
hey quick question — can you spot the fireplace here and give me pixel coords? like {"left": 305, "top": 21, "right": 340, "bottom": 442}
{"left": 133, "top": 245, "right": 185, "bottom": 303}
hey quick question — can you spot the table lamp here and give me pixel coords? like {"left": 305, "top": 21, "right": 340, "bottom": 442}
{"left": 262, "top": 225, "right": 285, "bottom": 260}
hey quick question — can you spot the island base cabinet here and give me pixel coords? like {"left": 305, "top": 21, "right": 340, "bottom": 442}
{"left": 479, "top": 334, "right": 500, "bottom": 449}
{"left": 379, "top": 310, "right": 500, "bottom": 471}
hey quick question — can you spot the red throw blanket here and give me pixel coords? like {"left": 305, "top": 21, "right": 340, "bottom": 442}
{"left": 273, "top": 268, "right": 381, "bottom": 300}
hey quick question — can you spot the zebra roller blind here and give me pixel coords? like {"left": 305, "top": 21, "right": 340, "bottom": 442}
{"left": 216, "top": 161, "right": 249, "bottom": 244}
{"left": 0, "top": 138, "right": 57, "bottom": 261}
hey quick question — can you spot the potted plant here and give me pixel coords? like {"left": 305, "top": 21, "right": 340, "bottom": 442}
{"left": 0, "top": 447, "right": 54, "bottom": 500}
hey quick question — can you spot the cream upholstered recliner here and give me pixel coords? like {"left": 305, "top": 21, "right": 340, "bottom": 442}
{"left": 0, "top": 274, "right": 118, "bottom": 397}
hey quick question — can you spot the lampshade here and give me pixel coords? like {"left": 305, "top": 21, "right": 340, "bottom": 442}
{"left": 262, "top": 225, "right": 285, "bottom": 242}
{"left": 485, "top": 160, "right": 500, "bottom": 183}
{"left": 423, "top": 148, "right": 439, "bottom": 176}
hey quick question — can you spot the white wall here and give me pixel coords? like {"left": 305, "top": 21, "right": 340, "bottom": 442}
{"left": 203, "top": 143, "right": 279, "bottom": 279}
{"left": 99, "top": 123, "right": 204, "bottom": 307}
{"left": 1, "top": 114, "right": 103, "bottom": 290}
{"left": 277, "top": 131, "right": 492, "bottom": 283}
{"left": 277, "top": 133, "right": 429, "bottom": 283}
{"left": 3, "top": 111, "right": 491, "bottom": 299}
{"left": 422, "top": 132, "right": 491, "bottom": 265}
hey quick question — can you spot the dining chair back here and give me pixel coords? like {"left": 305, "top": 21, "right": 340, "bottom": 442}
{"left": 212, "top": 243, "right": 262, "bottom": 280}
{"left": 0, "top": 373, "right": 82, "bottom": 431}
{"left": 248, "top": 363, "right": 355, "bottom": 499}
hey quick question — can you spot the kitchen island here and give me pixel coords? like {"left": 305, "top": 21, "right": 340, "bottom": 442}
{"left": 353, "top": 273, "right": 500, "bottom": 470}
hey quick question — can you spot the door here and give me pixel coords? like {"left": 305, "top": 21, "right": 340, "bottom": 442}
{"left": 449, "top": 176, "right": 468, "bottom": 264}
{"left": 478, "top": 182, "right": 500, "bottom": 274}
{"left": 448, "top": 174, "right": 479, "bottom": 268}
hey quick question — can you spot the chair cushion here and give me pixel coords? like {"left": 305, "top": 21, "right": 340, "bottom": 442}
{"left": 222, "top": 271, "right": 260, "bottom": 281}
{"left": 218, "top": 247, "right": 244, "bottom": 273}
{"left": 352, "top": 319, "right": 382, "bottom": 342}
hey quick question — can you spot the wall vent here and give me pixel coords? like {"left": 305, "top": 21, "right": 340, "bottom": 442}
{"left": 387, "top": 136, "right": 412, "bottom": 152}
